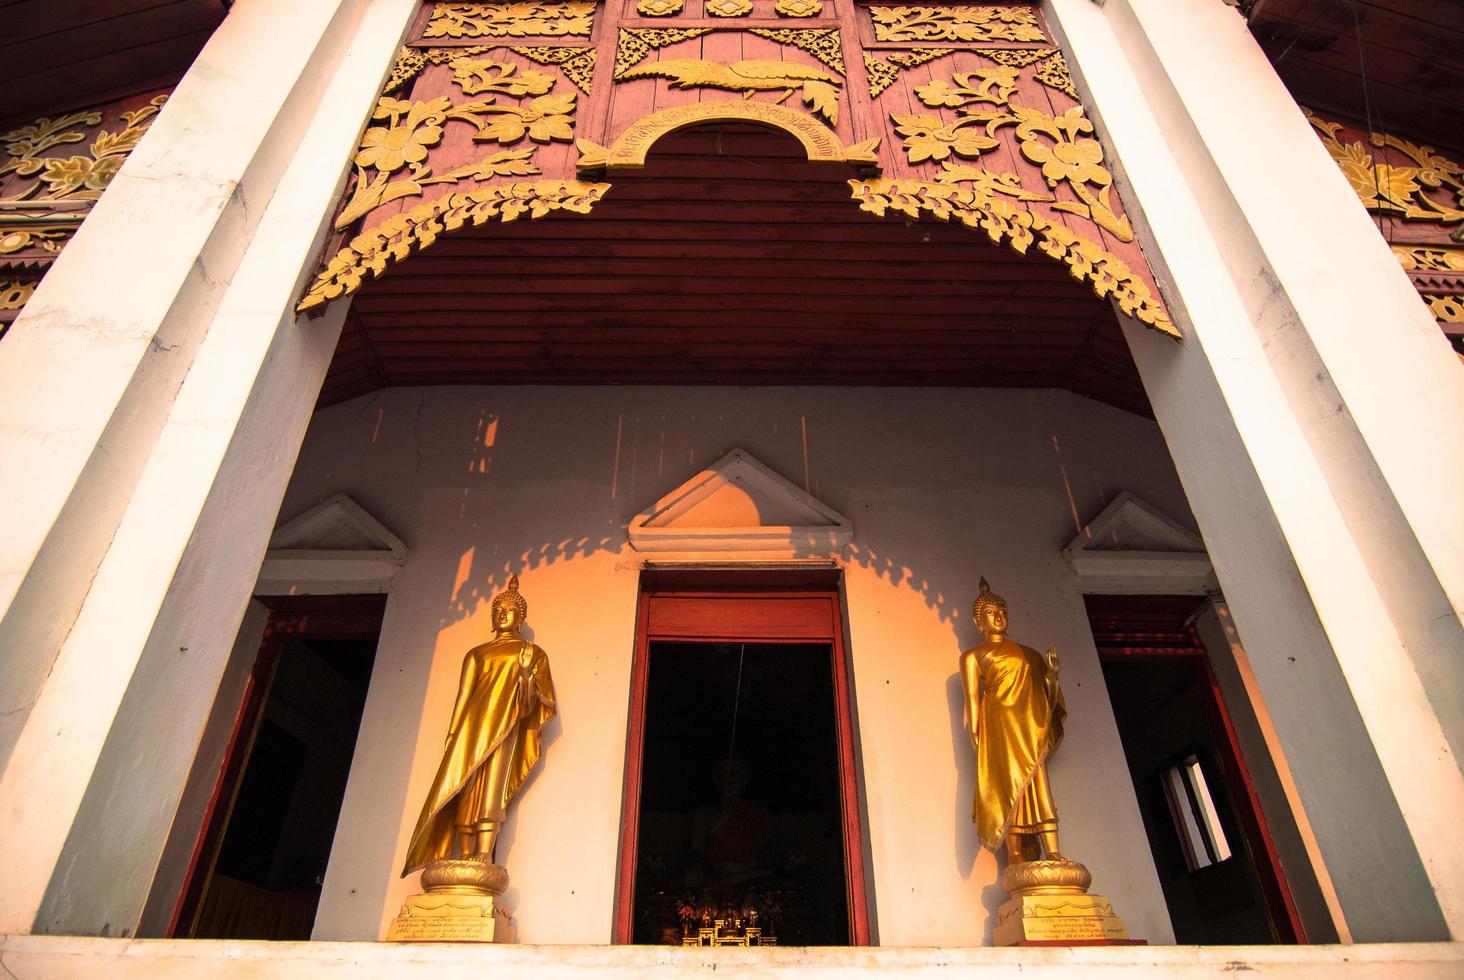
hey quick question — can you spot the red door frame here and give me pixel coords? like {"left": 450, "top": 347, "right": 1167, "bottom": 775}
{"left": 1085, "top": 595, "right": 1305, "bottom": 944}
{"left": 613, "top": 569, "right": 870, "bottom": 945}
{"left": 165, "top": 594, "right": 387, "bottom": 938}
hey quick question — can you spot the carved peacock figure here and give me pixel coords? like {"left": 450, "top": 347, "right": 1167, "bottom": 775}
{"left": 617, "top": 58, "right": 841, "bottom": 125}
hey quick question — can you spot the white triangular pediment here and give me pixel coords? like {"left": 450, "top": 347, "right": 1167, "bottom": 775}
{"left": 630, "top": 448, "right": 852, "bottom": 557}
{"left": 1063, "top": 491, "right": 1215, "bottom": 594}
{"left": 257, "top": 494, "right": 406, "bottom": 595}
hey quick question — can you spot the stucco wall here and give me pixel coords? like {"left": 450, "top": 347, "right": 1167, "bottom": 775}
{"left": 276, "top": 385, "right": 1190, "bottom": 946}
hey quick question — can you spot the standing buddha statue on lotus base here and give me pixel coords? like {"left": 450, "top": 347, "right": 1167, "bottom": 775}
{"left": 960, "top": 578, "right": 1134, "bottom": 946}
{"left": 386, "top": 575, "right": 557, "bottom": 943}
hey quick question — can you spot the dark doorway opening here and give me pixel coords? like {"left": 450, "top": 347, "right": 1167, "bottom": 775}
{"left": 615, "top": 571, "right": 870, "bottom": 945}
{"left": 172, "top": 595, "right": 384, "bottom": 940}
{"left": 1086, "top": 594, "right": 1301, "bottom": 945}
{"left": 632, "top": 641, "right": 849, "bottom": 946}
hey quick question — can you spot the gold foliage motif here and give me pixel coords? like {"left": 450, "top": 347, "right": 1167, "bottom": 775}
{"left": 981, "top": 47, "right": 1052, "bottom": 69}
{"left": 894, "top": 73, "right": 1132, "bottom": 241}
{"left": 1392, "top": 243, "right": 1464, "bottom": 273}
{"left": 637, "top": 0, "right": 684, "bottom": 14}
{"left": 0, "top": 94, "right": 168, "bottom": 263}
{"left": 1423, "top": 294, "right": 1464, "bottom": 324}
{"left": 775, "top": 0, "right": 823, "bottom": 16}
{"left": 615, "top": 28, "right": 713, "bottom": 77}
{"left": 1, "top": 95, "right": 166, "bottom": 203}
{"left": 301, "top": 180, "right": 610, "bottom": 311}
{"left": 863, "top": 48, "right": 952, "bottom": 98}
{"left": 1306, "top": 110, "right": 1464, "bottom": 226}
{"left": 0, "top": 279, "right": 34, "bottom": 310}
{"left": 618, "top": 58, "right": 842, "bottom": 125}
{"left": 849, "top": 178, "right": 1173, "bottom": 334}
{"left": 385, "top": 45, "right": 596, "bottom": 97}
{"left": 747, "top": 29, "right": 845, "bottom": 77}
{"left": 1033, "top": 50, "right": 1077, "bottom": 100}
{"left": 424, "top": 2, "right": 595, "bottom": 39}
{"left": 511, "top": 46, "right": 597, "bottom": 94}
{"left": 336, "top": 81, "right": 578, "bottom": 229}
{"left": 868, "top": 5, "right": 1046, "bottom": 44}
{"left": 706, "top": 0, "right": 753, "bottom": 15}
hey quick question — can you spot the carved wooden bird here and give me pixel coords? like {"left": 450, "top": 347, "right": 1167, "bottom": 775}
{"left": 618, "top": 58, "right": 841, "bottom": 126}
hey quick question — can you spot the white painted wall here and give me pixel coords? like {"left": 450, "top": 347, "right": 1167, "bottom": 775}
{"left": 284, "top": 385, "right": 1186, "bottom": 946}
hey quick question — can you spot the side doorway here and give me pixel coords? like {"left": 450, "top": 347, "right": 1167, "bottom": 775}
{"left": 167, "top": 595, "right": 385, "bottom": 940}
{"left": 615, "top": 570, "right": 870, "bottom": 946}
{"left": 1086, "top": 594, "right": 1304, "bottom": 944}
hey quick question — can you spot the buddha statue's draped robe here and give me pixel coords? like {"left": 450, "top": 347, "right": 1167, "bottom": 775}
{"left": 402, "top": 637, "right": 557, "bottom": 874}
{"left": 963, "top": 638, "right": 1067, "bottom": 849}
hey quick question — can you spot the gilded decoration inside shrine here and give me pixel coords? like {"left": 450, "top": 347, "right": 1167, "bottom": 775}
{"left": 0, "top": 92, "right": 169, "bottom": 334}
{"left": 301, "top": 0, "right": 1174, "bottom": 336}
{"left": 1306, "top": 109, "right": 1464, "bottom": 347}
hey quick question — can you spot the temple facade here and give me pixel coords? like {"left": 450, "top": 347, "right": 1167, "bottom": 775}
{"left": 0, "top": 0, "right": 1462, "bottom": 975}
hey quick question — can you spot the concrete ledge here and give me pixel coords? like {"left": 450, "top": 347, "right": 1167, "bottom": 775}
{"left": 1, "top": 937, "right": 1461, "bottom": 978}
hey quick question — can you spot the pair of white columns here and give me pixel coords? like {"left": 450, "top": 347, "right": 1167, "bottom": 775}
{"left": 0, "top": 0, "right": 1457, "bottom": 944}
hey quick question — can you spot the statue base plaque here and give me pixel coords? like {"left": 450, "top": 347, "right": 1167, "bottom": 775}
{"left": 993, "top": 859, "right": 1131, "bottom": 947}
{"left": 386, "top": 859, "right": 514, "bottom": 943}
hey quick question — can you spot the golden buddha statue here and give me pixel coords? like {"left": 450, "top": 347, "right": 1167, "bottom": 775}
{"left": 401, "top": 574, "right": 557, "bottom": 885}
{"left": 960, "top": 578, "right": 1129, "bottom": 945}
{"left": 960, "top": 577, "right": 1067, "bottom": 865}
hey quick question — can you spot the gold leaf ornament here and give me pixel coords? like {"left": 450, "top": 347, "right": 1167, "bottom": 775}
{"left": 914, "top": 67, "right": 1019, "bottom": 109}
{"left": 473, "top": 92, "right": 578, "bottom": 144}
{"left": 449, "top": 58, "right": 556, "bottom": 97}
{"left": 892, "top": 112, "right": 997, "bottom": 164}
{"left": 868, "top": 5, "right": 1047, "bottom": 43}
{"left": 637, "top": 0, "right": 684, "bottom": 14}
{"left": 618, "top": 58, "right": 843, "bottom": 125}
{"left": 775, "top": 0, "right": 823, "bottom": 16}
{"left": 849, "top": 178, "right": 1172, "bottom": 334}
{"left": 302, "top": 181, "right": 611, "bottom": 311}
{"left": 706, "top": 0, "right": 753, "bottom": 16}
{"left": 424, "top": 2, "right": 596, "bottom": 38}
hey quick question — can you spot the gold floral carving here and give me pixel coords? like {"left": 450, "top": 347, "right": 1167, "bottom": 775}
{"left": 1391, "top": 243, "right": 1464, "bottom": 273}
{"left": 849, "top": 178, "right": 1173, "bottom": 335}
{"left": 512, "top": 46, "right": 597, "bottom": 94}
{"left": 618, "top": 58, "right": 842, "bottom": 125}
{"left": 1306, "top": 110, "right": 1464, "bottom": 226}
{"left": 385, "top": 45, "right": 596, "bottom": 97}
{"left": 0, "top": 280, "right": 34, "bottom": 310}
{"left": 981, "top": 47, "right": 1052, "bottom": 69}
{"left": 775, "top": 0, "right": 823, "bottom": 17}
{"left": 615, "top": 28, "right": 712, "bottom": 77}
{"left": 1033, "top": 50, "right": 1077, "bottom": 100}
{"left": 864, "top": 48, "right": 952, "bottom": 98}
{"left": 1423, "top": 294, "right": 1464, "bottom": 324}
{"left": 868, "top": 5, "right": 1046, "bottom": 44}
{"left": 747, "top": 28, "right": 845, "bottom": 76}
{"left": 300, "top": 180, "right": 610, "bottom": 311}
{"left": 894, "top": 73, "right": 1132, "bottom": 241}
{"left": 336, "top": 81, "right": 577, "bottom": 229}
{"left": 0, "top": 94, "right": 168, "bottom": 261}
{"left": 424, "top": 2, "right": 595, "bottom": 39}
{"left": 637, "top": 0, "right": 684, "bottom": 14}
{"left": 706, "top": 0, "right": 753, "bottom": 15}
{"left": 577, "top": 101, "right": 878, "bottom": 170}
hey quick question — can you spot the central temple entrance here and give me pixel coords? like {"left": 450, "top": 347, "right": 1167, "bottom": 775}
{"left": 616, "top": 571, "right": 869, "bottom": 945}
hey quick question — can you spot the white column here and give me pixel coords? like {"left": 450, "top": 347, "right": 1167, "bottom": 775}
{"left": 0, "top": 0, "right": 420, "bottom": 936}
{"left": 1045, "top": 0, "right": 1464, "bottom": 941}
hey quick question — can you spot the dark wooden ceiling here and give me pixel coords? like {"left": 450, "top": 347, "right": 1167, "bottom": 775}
{"left": 1249, "top": 0, "right": 1464, "bottom": 154}
{"left": 0, "top": 0, "right": 229, "bottom": 128}
{"left": 322, "top": 125, "right": 1150, "bottom": 414}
